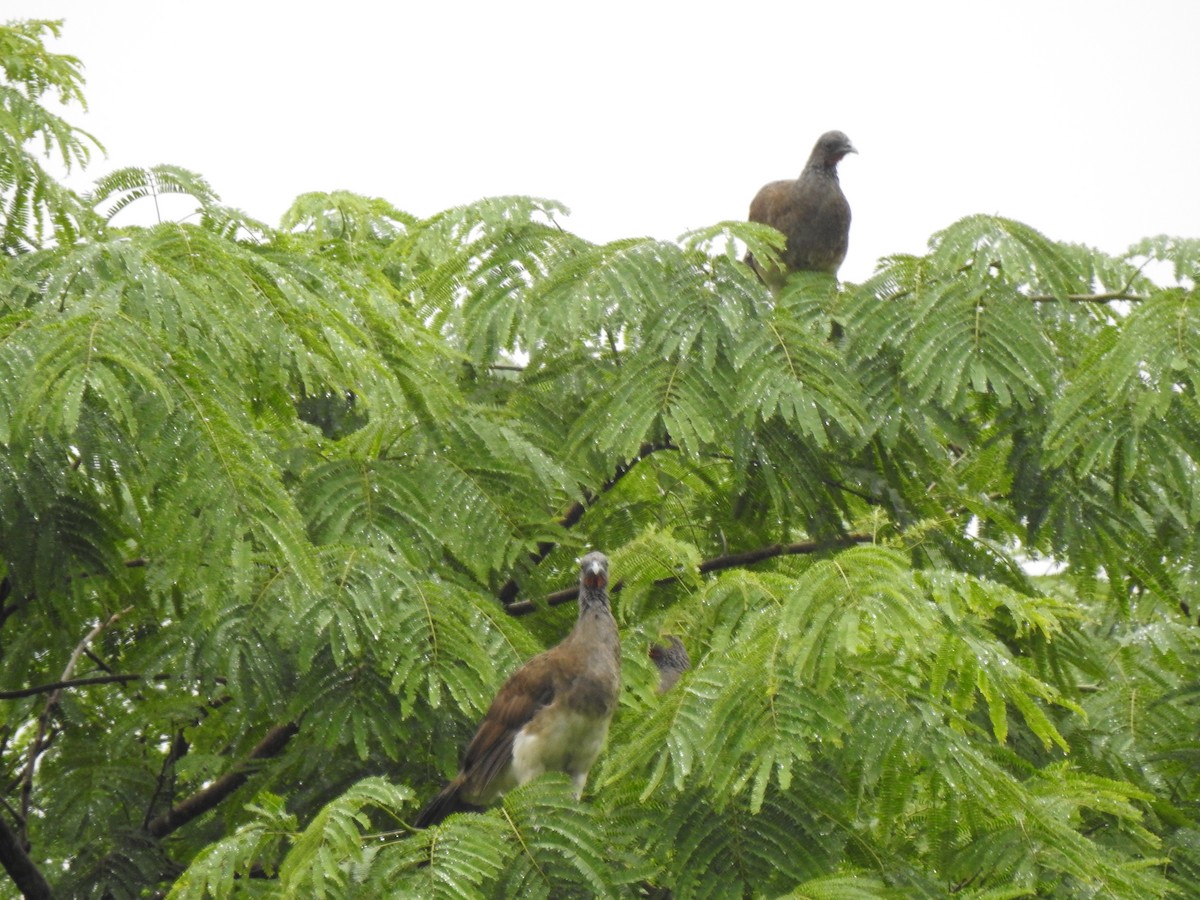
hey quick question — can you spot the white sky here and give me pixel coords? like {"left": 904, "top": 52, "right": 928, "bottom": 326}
{"left": 7, "top": 1, "right": 1199, "bottom": 282}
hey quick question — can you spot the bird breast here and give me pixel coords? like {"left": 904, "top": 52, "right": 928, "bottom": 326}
{"left": 564, "top": 667, "right": 620, "bottom": 718}
{"left": 511, "top": 706, "right": 613, "bottom": 784}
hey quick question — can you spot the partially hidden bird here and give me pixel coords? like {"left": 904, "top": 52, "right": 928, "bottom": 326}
{"left": 648, "top": 635, "right": 691, "bottom": 694}
{"left": 414, "top": 551, "right": 621, "bottom": 827}
{"left": 745, "top": 129, "right": 856, "bottom": 288}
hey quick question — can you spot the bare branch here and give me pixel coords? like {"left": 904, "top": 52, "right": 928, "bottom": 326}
{"left": 144, "top": 722, "right": 299, "bottom": 839}
{"left": 0, "top": 673, "right": 149, "bottom": 700}
{"left": 142, "top": 730, "right": 190, "bottom": 831}
{"left": 695, "top": 534, "right": 875, "bottom": 574}
{"left": 19, "top": 607, "right": 134, "bottom": 843}
{"left": 1027, "top": 291, "right": 1146, "bottom": 303}
{"left": 503, "top": 600, "right": 538, "bottom": 615}
{"left": 497, "top": 441, "right": 673, "bottom": 607}
{"left": 0, "top": 813, "right": 53, "bottom": 900}
{"left": 83, "top": 647, "right": 115, "bottom": 673}
{"left": 508, "top": 533, "right": 875, "bottom": 615}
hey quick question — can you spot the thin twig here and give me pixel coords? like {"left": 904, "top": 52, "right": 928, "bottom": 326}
{"left": 84, "top": 647, "right": 114, "bottom": 673}
{"left": 142, "top": 730, "right": 190, "bottom": 831}
{"left": 18, "top": 606, "right": 134, "bottom": 843}
{"left": 695, "top": 534, "right": 875, "bottom": 573}
{"left": 1027, "top": 291, "right": 1145, "bottom": 303}
{"left": 0, "top": 673, "right": 149, "bottom": 700}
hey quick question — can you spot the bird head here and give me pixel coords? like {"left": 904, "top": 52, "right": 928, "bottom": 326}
{"left": 579, "top": 551, "right": 609, "bottom": 590}
{"left": 650, "top": 635, "right": 691, "bottom": 693}
{"left": 649, "top": 635, "right": 690, "bottom": 669}
{"left": 813, "top": 130, "right": 857, "bottom": 166}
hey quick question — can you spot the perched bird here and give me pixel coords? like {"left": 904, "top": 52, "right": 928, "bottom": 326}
{"left": 746, "top": 130, "right": 857, "bottom": 287}
{"left": 648, "top": 635, "right": 691, "bottom": 694}
{"left": 414, "top": 551, "right": 621, "bottom": 827}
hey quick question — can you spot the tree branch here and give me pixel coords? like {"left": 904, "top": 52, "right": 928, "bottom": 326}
{"left": 144, "top": 722, "right": 299, "bottom": 839}
{"left": 19, "top": 607, "right": 133, "bottom": 845}
{"left": 138, "top": 692, "right": 231, "bottom": 831}
{"left": 0, "top": 576, "right": 28, "bottom": 633}
{"left": 506, "top": 533, "right": 874, "bottom": 615}
{"left": 0, "top": 813, "right": 53, "bottom": 900}
{"left": 83, "top": 647, "right": 115, "bottom": 673}
{"left": 694, "top": 534, "right": 875, "bottom": 574}
{"left": 496, "top": 441, "right": 674, "bottom": 607}
{"left": 1027, "top": 291, "right": 1145, "bottom": 303}
{"left": 142, "top": 729, "right": 190, "bottom": 831}
{"left": 0, "top": 673, "right": 154, "bottom": 700}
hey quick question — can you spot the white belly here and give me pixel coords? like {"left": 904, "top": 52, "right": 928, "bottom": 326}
{"left": 511, "top": 709, "right": 611, "bottom": 797}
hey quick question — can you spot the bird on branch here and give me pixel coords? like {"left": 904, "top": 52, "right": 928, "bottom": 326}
{"left": 414, "top": 551, "right": 621, "bottom": 828}
{"left": 648, "top": 635, "right": 691, "bottom": 694}
{"left": 745, "top": 130, "right": 856, "bottom": 288}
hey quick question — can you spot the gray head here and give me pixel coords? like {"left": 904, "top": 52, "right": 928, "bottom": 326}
{"left": 649, "top": 635, "right": 690, "bottom": 670}
{"left": 579, "top": 551, "right": 610, "bottom": 591}
{"left": 649, "top": 635, "right": 691, "bottom": 692}
{"left": 808, "top": 130, "right": 857, "bottom": 169}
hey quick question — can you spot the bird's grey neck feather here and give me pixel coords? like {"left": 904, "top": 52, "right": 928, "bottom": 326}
{"left": 573, "top": 588, "right": 617, "bottom": 648}
{"left": 577, "top": 586, "right": 609, "bottom": 614}
{"left": 805, "top": 161, "right": 841, "bottom": 180}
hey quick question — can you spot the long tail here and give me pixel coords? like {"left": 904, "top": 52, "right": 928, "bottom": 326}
{"left": 414, "top": 777, "right": 483, "bottom": 828}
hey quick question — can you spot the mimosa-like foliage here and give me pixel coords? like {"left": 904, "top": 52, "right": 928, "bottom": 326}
{"left": 2, "top": 20, "right": 1199, "bottom": 900}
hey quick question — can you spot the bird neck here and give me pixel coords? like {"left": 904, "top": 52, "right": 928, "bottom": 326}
{"left": 574, "top": 589, "right": 616, "bottom": 639}
{"left": 806, "top": 160, "right": 841, "bottom": 179}
{"left": 576, "top": 588, "right": 611, "bottom": 617}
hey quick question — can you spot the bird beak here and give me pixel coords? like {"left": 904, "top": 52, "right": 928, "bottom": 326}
{"left": 846, "top": 144, "right": 858, "bottom": 155}
{"left": 584, "top": 560, "right": 607, "bottom": 587}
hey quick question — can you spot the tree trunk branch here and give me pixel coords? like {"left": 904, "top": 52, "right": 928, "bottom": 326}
{"left": 693, "top": 534, "right": 875, "bottom": 573}
{"left": 19, "top": 608, "right": 133, "bottom": 844}
{"left": 506, "top": 532, "right": 874, "bottom": 614}
{"left": 142, "top": 729, "right": 190, "bottom": 831}
{"left": 144, "top": 722, "right": 299, "bottom": 839}
{"left": 0, "top": 673, "right": 151, "bottom": 700}
{"left": 0, "top": 813, "right": 54, "bottom": 899}
{"left": 496, "top": 441, "right": 673, "bottom": 607}
{"left": 1027, "top": 291, "right": 1145, "bottom": 303}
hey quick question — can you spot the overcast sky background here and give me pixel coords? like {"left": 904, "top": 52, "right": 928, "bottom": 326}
{"left": 8, "top": 1, "right": 1199, "bottom": 282}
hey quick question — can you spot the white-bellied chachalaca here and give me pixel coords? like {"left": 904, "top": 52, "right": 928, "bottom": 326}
{"left": 415, "top": 551, "right": 621, "bottom": 827}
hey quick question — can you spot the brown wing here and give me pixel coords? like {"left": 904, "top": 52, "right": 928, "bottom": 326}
{"left": 458, "top": 650, "right": 558, "bottom": 797}
{"left": 748, "top": 180, "right": 793, "bottom": 230}
{"left": 746, "top": 181, "right": 794, "bottom": 286}
{"left": 749, "top": 177, "right": 849, "bottom": 276}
